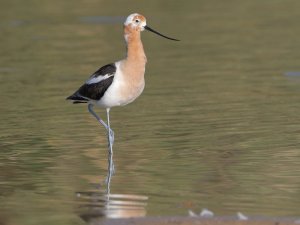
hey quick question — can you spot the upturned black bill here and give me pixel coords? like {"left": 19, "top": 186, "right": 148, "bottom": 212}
{"left": 144, "top": 25, "right": 180, "bottom": 41}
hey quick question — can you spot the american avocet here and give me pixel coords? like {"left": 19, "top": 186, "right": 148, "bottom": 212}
{"left": 67, "top": 13, "right": 179, "bottom": 173}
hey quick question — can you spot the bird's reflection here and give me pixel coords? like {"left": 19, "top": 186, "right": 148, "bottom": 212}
{"left": 76, "top": 157, "right": 148, "bottom": 222}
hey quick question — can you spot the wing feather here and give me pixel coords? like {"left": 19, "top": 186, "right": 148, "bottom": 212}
{"left": 66, "top": 63, "right": 116, "bottom": 102}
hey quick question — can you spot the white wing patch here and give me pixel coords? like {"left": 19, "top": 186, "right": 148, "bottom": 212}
{"left": 86, "top": 74, "right": 114, "bottom": 85}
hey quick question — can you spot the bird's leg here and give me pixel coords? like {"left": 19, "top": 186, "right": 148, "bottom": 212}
{"left": 88, "top": 104, "right": 109, "bottom": 130}
{"left": 88, "top": 104, "right": 115, "bottom": 143}
{"left": 88, "top": 104, "right": 115, "bottom": 176}
{"left": 106, "top": 108, "right": 115, "bottom": 175}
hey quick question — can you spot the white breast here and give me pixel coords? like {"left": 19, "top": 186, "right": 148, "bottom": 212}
{"left": 96, "top": 61, "right": 145, "bottom": 108}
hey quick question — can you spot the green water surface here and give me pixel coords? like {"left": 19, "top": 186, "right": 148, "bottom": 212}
{"left": 0, "top": 0, "right": 300, "bottom": 224}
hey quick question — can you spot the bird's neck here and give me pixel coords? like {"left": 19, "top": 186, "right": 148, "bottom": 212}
{"left": 124, "top": 27, "right": 147, "bottom": 64}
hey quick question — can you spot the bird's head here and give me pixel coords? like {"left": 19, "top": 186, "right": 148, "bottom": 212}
{"left": 124, "top": 13, "right": 180, "bottom": 41}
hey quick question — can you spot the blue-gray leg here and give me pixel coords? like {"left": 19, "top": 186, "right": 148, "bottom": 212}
{"left": 88, "top": 104, "right": 115, "bottom": 177}
{"left": 88, "top": 104, "right": 114, "bottom": 143}
{"left": 88, "top": 104, "right": 108, "bottom": 129}
{"left": 106, "top": 108, "right": 115, "bottom": 175}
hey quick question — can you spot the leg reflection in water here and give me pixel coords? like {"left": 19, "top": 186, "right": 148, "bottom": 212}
{"left": 105, "top": 155, "right": 113, "bottom": 206}
{"left": 77, "top": 158, "right": 148, "bottom": 221}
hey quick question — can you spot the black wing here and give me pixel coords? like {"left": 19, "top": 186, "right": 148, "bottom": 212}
{"left": 66, "top": 63, "right": 116, "bottom": 103}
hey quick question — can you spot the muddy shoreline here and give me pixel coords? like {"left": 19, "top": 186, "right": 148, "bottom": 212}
{"left": 85, "top": 216, "right": 300, "bottom": 225}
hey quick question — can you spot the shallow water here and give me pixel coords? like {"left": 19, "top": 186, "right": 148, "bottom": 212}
{"left": 1, "top": 0, "right": 300, "bottom": 224}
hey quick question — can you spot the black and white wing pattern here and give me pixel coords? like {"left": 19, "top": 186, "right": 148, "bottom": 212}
{"left": 66, "top": 63, "right": 116, "bottom": 103}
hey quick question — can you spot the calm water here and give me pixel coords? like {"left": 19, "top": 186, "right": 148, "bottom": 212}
{"left": 1, "top": 0, "right": 300, "bottom": 224}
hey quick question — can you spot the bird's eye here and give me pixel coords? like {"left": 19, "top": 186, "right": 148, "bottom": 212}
{"left": 135, "top": 19, "right": 140, "bottom": 23}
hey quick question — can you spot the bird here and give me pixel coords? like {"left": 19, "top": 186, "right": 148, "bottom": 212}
{"left": 66, "top": 13, "right": 179, "bottom": 174}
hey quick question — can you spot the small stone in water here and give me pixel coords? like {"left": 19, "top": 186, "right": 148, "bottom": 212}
{"left": 200, "top": 208, "right": 214, "bottom": 218}
{"left": 188, "top": 210, "right": 198, "bottom": 217}
{"left": 237, "top": 212, "right": 248, "bottom": 220}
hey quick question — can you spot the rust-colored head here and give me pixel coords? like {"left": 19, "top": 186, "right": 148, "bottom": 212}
{"left": 124, "top": 13, "right": 147, "bottom": 32}
{"left": 123, "top": 13, "right": 180, "bottom": 42}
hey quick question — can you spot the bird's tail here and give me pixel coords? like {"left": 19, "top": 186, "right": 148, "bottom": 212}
{"left": 66, "top": 92, "right": 88, "bottom": 104}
